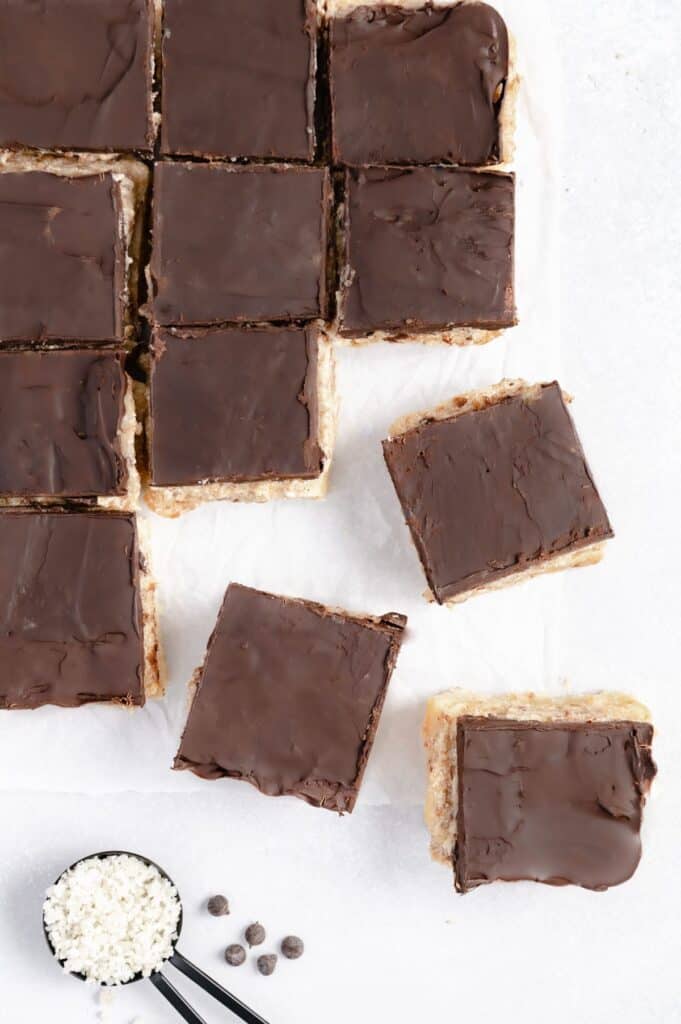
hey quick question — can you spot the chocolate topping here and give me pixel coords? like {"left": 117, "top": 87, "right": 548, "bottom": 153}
{"left": 383, "top": 384, "right": 613, "bottom": 602}
{"left": 150, "top": 162, "right": 330, "bottom": 326}
{"left": 150, "top": 326, "right": 323, "bottom": 487}
{"left": 0, "top": 0, "right": 153, "bottom": 153}
{"left": 455, "top": 718, "right": 656, "bottom": 892}
{"left": 0, "top": 510, "right": 144, "bottom": 710}
{"left": 339, "top": 167, "right": 515, "bottom": 336}
{"left": 174, "top": 584, "right": 406, "bottom": 812}
{"left": 0, "top": 171, "right": 126, "bottom": 343}
{"left": 161, "top": 0, "right": 317, "bottom": 160}
{"left": 0, "top": 349, "right": 128, "bottom": 499}
{"left": 329, "top": 3, "right": 509, "bottom": 166}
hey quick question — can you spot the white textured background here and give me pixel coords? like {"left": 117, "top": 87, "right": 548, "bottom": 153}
{"left": 1, "top": 1, "right": 680, "bottom": 1021}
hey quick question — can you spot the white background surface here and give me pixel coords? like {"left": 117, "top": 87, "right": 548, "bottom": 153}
{"left": 1, "top": 1, "right": 681, "bottom": 1021}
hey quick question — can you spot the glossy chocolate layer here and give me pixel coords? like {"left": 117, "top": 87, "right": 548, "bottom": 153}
{"left": 151, "top": 162, "right": 329, "bottom": 326}
{"left": 174, "top": 584, "right": 406, "bottom": 812}
{"left": 0, "top": 0, "right": 153, "bottom": 153}
{"left": 455, "top": 718, "right": 656, "bottom": 892}
{"left": 0, "top": 349, "right": 128, "bottom": 499}
{"left": 0, "top": 510, "right": 144, "bottom": 709}
{"left": 161, "top": 0, "right": 316, "bottom": 160}
{"left": 0, "top": 171, "right": 125, "bottom": 343}
{"left": 150, "top": 326, "right": 324, "bottom": 486}
{"left": 383, "top": 384, "right": 613, "bottom": 602}
{"left": 339, "top": 167, "right": 515, "bottom": 336}
{"left": 330, "top": 3, "right": 509, "bottom": 166}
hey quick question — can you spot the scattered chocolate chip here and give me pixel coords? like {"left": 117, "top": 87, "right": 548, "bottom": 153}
{"left": 281, "top": 935, "right": 304, "bottom": 960}
{"left": 245, "top": 922, "right": 266, "bottom": 947}
{"left": 224, "top": 944, "right": 246, "bottom": 967}
{"left": 207, "top": 895, "right": 230, "bottom": 917}
{"left": 257, "top": 954, "right": 277, "bottom": 977}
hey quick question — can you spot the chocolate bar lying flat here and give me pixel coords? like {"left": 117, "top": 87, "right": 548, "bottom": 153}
{"left": 174, "top": 584, "right": 406, "bottom": 812}
{"left": 161, "top": 0, "right": 317, "bottom": 160}
{"left": 0, "top": 0, "right": 154, "bottom": 154}
{"left": 423, "top": 690, "right": 657, "bottom": 892}
{"left": 383, "top": 381, "right": 613, "bottom": 603}
{"left": 338, "top": 166, "right": 515, "bottom": 342}
{"left": 150, "top": 162, "right": 330, "bottom": 327}
{"left": 0, "top": 349, "right": 138, "bottom": 506}
{"left": 329, "top": 2, "right": 510, "bottom": 167}
{"left": 0, "top": 510, "right": 162, "bottom": 709}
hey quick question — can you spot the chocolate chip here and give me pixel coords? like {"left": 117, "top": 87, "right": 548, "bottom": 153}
{"left": 207, "top": 895, "right": 230, "bottom": 917}
{"left": 257, "top": 954, "right": 277, "bottom": 976}
{"left": 281, "top": 935, "right": 304, "bottom": 960}
{"left": 245, "top": 922, "right": 266, "bottom": 947}
{"left": 224, "top": 944, "right": 246, "bottom": 967}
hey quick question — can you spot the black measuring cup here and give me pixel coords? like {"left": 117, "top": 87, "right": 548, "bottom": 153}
{"left": 43, "top": 850, "right": 270, "bottom": 1024}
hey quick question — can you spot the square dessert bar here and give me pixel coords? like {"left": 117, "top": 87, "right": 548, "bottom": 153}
{"left": 0, "top": 348, "right": 139, "bottom": 508}
{"left": 150, "top": 162, "right": 330, "bottom": 326}
{"left": 0, "top": 153, "right": 148, "bottom": 344}
{"left": 337, "top": 166, "right": 515, "bottom": 343}
{"left": 423, "top": 690, "right": 656, "bottom": 892}
{"left": 328, "top": 1, "right": 513, "bottom": 167}
{"left": 382, "top": 381, "right": 613, "bottom": 603}
{"left": 161, "top": 0, "right": 318, "bottom": 160}
{"left": 174, "top": 583, "right": 407, "bottom": 812}
{"left": 0, "top": 510, "right": 162, "bottom": 710}
{"left": 0, "top": 0, "right": 155, "bottom": 154}
{"left": 147, "top": 325, "right": 335, "bottom": 516}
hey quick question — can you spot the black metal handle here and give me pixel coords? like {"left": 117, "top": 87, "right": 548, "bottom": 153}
{"left": 171, "top": 949, "right": 271, "bottom": 1024}
{"left": 149, "top": 971, "right": 208, "bottom": 1024}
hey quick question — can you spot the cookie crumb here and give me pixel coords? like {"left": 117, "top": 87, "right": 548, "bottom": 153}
{"left": 245, "top": 922, "right": 266, "bottom": 947}
{"left": 257, "top": 954, "right": 277, "bottom": 976}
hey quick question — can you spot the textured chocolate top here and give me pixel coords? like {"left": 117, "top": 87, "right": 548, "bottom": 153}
{"left": 0, "top": 171, "right": 125, "bottom": 343}
{"left": 330, "top": 3, "right": 509, "bottom": 166}
{"left": 0, "top": 0, "right": 153, "bottom": 153}
{"left": 151, "top": 163, "right": 329, "bottom": 326}
{"left": 161, "top": 0, "right": 316, "bottom": 160}
{"left": 0, "top": 511, "right": 144, "bottom": 709}
{"left": 455, "top": 718, "right": 656, "bottom": 892}
{"left": 174, "top": 584, "right": 406, "bottom": 812}
{"left": 383, "top": 384, "right": 613, "bottom": 602}
{"left": 150, "top": 326, "right": 324, "bottom": 487}
{"left": 0, "top": 349, "right": 128, "bottom": 499}
{"left": 339, "top": 167, "right": 515, "bottom": 336}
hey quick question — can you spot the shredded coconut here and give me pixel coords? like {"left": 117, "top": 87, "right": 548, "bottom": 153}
{"left": 43, "top": 854, "right": 181, "bottom": 986}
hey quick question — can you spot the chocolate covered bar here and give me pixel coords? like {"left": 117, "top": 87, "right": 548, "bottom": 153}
{"left": 383, "top": 381, "right": 613, "bottom": 603}
{"left": 423, "top": 690, "right": 656, "bottom": 892}
{"left": 0, "top": 0, "right": 155, "bottom": 154}
{"left": 337, "top": 166, "right": 515, "bottom": 343}
{"left": 0, "top": 510, "right": 162, "bottom": 709}
{"left": 161, "top": 0, "right": 317, "bottom": 160}
{"left": 150, "top": 162, "right": 330, "bottom": 326}
{"left": 0, "top": 153, "right": 148, "bottom": 344}
{"left": 146, "top": 325, "right": 335, "bottom": 516}
{"left": 174, "top": 583, "right": 406, "bottom": 812}
{"left": 328, "top": 1, "right": 514, "bottom": 167}
{"left": 0, "top": 348, "right": 139, "bottom": 507}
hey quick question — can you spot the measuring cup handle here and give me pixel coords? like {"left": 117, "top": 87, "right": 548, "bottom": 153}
{"left": 171, "top": 949, "right": 271, "bottom": 1024}
{"left": 149, "top": 970, "right": 208, "bottom": 1024}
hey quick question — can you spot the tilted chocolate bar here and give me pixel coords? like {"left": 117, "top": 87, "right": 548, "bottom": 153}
{"left": 328, "top": 1, "right": 513, "bottom": 167}
{"left": 337, "top": 166, "right": 515, "bottom": 343}
{"left": 0, "top": 510, "right": 162, "bottom": 710}
{"left": 161, "top": 0, "right": 317, "bottom": 160}
{"left": 150, "top": 162, "right": 330, "bottom": 326}
{"left": 0, "top": 348, "right": 139, "bottom": 507}
{"left": 423, "top": 690, "right": 656, "bottom": 892}
{"left": 147, "top": 325, "right": 335, "bottom": 516}
{"left": 174, "top": 583, "right": 406, "bottom": 812}
{"left": 383, "top": 381, "right": 613, "bottom": 603}
{"left": 0, "top": 0, "right": 155, "bottom": 154}
{"left": 0, "top": 153, "right": 148, "bottom": 344}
